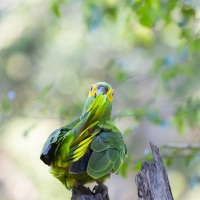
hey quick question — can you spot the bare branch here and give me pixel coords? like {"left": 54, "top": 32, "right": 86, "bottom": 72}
{"left": 162, "top": 143, "right": 200, "bottom": 150}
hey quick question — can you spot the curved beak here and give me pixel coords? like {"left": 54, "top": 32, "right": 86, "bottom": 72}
{"left": 95, "top": 86, "right": 108, "bottom": 96}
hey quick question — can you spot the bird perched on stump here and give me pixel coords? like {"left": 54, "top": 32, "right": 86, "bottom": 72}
{"left": 40, "top": 82, "right": 127, "bottom": 197}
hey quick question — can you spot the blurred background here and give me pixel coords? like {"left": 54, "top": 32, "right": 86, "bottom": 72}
{"left": 1, "top": 0, "right": 200, "bottom": 199}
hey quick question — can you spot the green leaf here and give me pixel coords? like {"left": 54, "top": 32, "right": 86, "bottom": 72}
{"left": 152, "top": 58, "right": 165, "bottom": 74}
{"left": 184, "top": 155, "right": 193, "bottom": 167}
{"left": 51, "top": 0, "right": 68, "bottom": 17}
{"left": 132, "top": 160, "right": 143, "bottom": 171}
{"left": 165, "top": 156, "right": 173, "bottom": 167}
{"left": 133, "top": 153, "right": 153, "bottom": 171}
{"left": 133, "top": 108, "right": 147, "bottom": 121}
{"left": 1, "top": 97, "right": 11, "bottom": 113}
{"left": 172, "top": 115, "right": 185, "bottom": 133}
{"left": 115, "top": 70, "right": 128, "bottom": 83}
{"left": 58, "top": 106, "right": 70, "bottom": 119}
{"left": 173, "top": 98, "right": 200, "bottom": 133}
{"left": 38, "top": 83, "right": 53, "bottom": 102}
{"left": 41, "top": 83, "right": 53, "bottom": 97}
{"left": 120, "top": 158, "right": 129, "bottom": 178}
{"left": 146, "top": 110, "right": 163, "bottom": 124}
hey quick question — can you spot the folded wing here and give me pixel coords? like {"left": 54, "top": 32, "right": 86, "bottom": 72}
{"left": 87, "top": 131, "right": 126, "bottom": 179}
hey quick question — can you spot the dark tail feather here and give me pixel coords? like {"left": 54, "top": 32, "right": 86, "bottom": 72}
{"left": 69, "top": 149, "right": 92, "bottom": 174}
{"left": 40, "top": 144, "right": 55, "bottom": 166}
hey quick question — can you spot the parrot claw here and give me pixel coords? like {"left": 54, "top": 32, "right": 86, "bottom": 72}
{"left": 93, "top": 183, "right": 110, "bottom": 200}
{"left": 71, "top": 183, "right": 109, "bottom": 200}
{"left": 72, "top": 183, "right": 93, "bottom": 198}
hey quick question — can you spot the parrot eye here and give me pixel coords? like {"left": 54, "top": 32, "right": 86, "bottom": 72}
{"left": 90, "top": 86, "right": 93, "bottom": 91}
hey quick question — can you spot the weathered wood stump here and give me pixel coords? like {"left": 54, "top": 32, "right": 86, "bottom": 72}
{"left": 135, "top": 142, "right": 174, "bottom": 200}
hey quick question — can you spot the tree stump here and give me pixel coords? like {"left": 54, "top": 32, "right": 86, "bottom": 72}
{"left": 135, "top": 142, "right": 174, "bottom": 200}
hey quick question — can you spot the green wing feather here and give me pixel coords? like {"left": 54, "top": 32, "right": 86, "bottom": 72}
{"left": 40, "top": 117, "right": 80, "bottom": 165}
{"left": 41, "top": 94, "right": 108, "bottom": 169}
{"left": 62, "top": 94, "right": 107, "bottom": 163}
{"left": 87, "top": 131, "right": 126, "bottom": 179}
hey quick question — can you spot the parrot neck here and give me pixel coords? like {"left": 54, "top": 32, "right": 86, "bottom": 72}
{"left": 99, "top": 104, "right": 112, "bottom": 122}
{"left": 82, "top": 97, "right": 93, "bottom": 115}
{"left": 99, "top": 104, "right": 112, "bottom": 123}
{"left": 81, "top": 97, "right": 112, "bottom": 122}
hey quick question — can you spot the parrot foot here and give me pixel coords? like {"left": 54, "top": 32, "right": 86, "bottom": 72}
{"left": 71, "top": 182, "right": 109, "bottom": 200}
{"left": 93, "top": 183, "right": 110, "bottom": 200}
{"left": 71, "top": 183, "right": 109, "bottom": 200}
{"left": 72, "top": 184, "right": 93, "bottom": 200}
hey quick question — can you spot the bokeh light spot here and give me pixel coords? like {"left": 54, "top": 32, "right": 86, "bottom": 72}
{"left": 55, "top": 69, "right": 79, "bottom": 95}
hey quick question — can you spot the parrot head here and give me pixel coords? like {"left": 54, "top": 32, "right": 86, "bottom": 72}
{"left": 88, "top": 82, "right": 114, "bottom": 102}
{"left": 82, "top": 82, "right": 114, "bottom": 120}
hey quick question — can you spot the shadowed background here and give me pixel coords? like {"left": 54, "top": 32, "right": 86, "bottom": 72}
{"left": 1, "top": 0, "right": 200, "bottom": 199}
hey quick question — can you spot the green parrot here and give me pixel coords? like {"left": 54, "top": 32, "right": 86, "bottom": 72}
{"left": 40, "top": 82, "right": 127, "bottom": 192}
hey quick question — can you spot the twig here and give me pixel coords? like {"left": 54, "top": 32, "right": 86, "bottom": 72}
{"left": 162, "top": 143, "right": 200, "bottom": 150}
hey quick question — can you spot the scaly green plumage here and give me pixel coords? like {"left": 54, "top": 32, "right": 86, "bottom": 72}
{"left": 40, "top": 82, "right": 127, "bottom": 190}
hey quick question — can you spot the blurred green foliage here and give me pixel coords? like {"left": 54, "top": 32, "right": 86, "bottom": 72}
{"left": 1, "top": 0, "right": 200, "bottom": 198}
{"left": 65, "top": 0, "right": 200, "bottom": 189}
{"left": 173, "top": 98, "right": 200, "bottom": 133}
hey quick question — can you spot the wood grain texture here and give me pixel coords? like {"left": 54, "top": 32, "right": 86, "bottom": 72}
{"left": 135, "top": 142, "right": 174, "bottom": 200}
